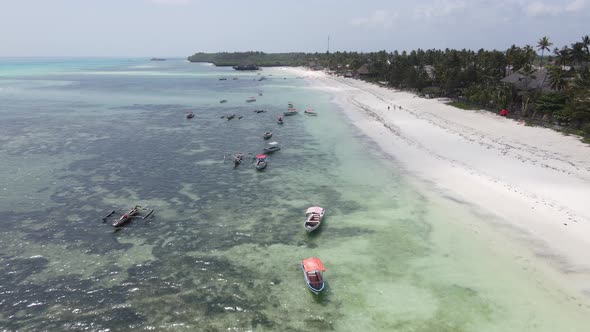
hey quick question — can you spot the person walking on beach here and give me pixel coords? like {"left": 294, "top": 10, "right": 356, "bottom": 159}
{"left": 388, "top": 106, "right": 390, "bottom": 111}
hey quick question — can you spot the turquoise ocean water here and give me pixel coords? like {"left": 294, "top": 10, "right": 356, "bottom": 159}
{"left": 0, "top": 58, "right": 589, "bottom": 331}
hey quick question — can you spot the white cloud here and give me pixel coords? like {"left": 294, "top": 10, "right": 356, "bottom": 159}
{"left": 350, "top": 10, "right": 399, "bottom": 29}
{"left": 149, "top": 0, "right": 191, "bottom": 5}
{"left": 413, "top": 0, "right": 467, "bottom": 19}
{"left": 565, "top": 0, "right": 586, "bottom": 11}
{"left": 526, "top": 0, "right": 586, "bottom": 16}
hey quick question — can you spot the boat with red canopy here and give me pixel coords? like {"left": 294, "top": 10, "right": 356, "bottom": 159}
{"left": 301, "top": 257, "right": 326, "bottom": 294}
{"left": 255, "top": 154, "right": 268, "bottom": 170}
{"left": 304, "top": 206, "right": 325, "bottom": 232}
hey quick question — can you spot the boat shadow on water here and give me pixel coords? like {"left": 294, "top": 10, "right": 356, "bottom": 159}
{"left": 310, "top": 282, "right": 331, "bottom": 305}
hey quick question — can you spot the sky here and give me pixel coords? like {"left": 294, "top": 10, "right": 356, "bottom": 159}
{"left": 0, "top": 0, "right": 588, "bottom": 56}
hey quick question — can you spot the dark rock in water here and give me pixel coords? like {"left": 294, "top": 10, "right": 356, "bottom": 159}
{"left": 233, "top": 65, "right": 260, "bottom": 71}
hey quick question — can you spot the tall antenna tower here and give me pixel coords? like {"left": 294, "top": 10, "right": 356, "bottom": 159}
{"left": 327, "top": 35, "right": 330, "bottom": 53}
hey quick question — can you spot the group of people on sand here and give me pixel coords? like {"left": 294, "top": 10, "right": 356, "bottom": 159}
{"left": 387, "top": 105, "right": 402, "bottom": 111}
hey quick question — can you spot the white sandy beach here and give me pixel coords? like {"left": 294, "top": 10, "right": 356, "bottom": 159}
{"left": 279, "top": 67, "right": 590, "bottom": 296}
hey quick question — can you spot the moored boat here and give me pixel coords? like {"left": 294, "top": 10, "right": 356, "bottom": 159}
{"left": 220, "top": 99, "right": 228, "bottom": 103}
{"left": 277, "top": 116, "right": 284, "bottom": 124}
{"left": 304, "top": 108, "right": 317, "bottom": 115}
{"left": 246, "top": 97, "right": 256, "bottom": 102}
{"left": 112, "top": 206, "right": 140, "bottom": 227}
{"left": 304, "top": 206, "right": 325, "bottom": 232}
{"left": 301, "top": 257, "right": 326, "bottom": 294}
{"left": 232, "top": 153, "right": 244, "bottom": 167}
{"left": 255, "top": 154, "right": 268, "bottom": 170}
{"left": 186, "top": 111, "right": 195, "bottom": 119}
{"left": 263, "top": 131, "right": 273, "bottom": 139}
{"left": 284, "top": 108, "right": 297, "bottom": 116}
{"left": 263, "top": 142, "right": 280, "bottom": 153}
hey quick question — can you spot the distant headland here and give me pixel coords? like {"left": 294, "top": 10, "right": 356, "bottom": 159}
{"left": 187, "top": 51, "right": 307, "bottom": 67}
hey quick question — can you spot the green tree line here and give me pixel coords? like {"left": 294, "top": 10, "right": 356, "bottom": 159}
{"left": 188, "top": 36, "right": 590, "bottom": 139}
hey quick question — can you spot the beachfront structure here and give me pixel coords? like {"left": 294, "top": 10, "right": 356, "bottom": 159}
{"left": 500, "top": 67, "right": 553, "bottom": 92}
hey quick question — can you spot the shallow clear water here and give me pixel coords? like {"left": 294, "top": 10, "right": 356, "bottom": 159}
{"left": 1, "top": 58, "right": 589, "bottom": 331}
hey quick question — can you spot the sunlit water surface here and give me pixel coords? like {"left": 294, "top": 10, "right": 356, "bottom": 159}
{"left": 0, "top": 58, "right": 589, "bottom": 331}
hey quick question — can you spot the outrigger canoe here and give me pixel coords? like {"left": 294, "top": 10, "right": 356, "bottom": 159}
{"left": 301, "top": 257, "right": 326, "bottom": 294}
{"left": 112, "top": 206, "right": 140, "bottom": 227}
{"left": 304, "top": 206, "right": 325, "bottom": 232}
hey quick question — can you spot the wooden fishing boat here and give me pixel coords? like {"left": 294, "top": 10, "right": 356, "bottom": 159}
{"left": 301, "top": 257, "right": 326, "bottom": 294}
{"left": 263, "top": 142, "right": 280, "bottom": 153}
{"left": 104, "top": 206, "right": 154, "bottom": 228}
{"left": 263, "top": 131, "right": 273, "bottom": 139}
{"left": 232, "top": 153, "right": 244, "bottom": 167}
{"left": 112, "top": 206, "right": 140, "bottom": 227}
{"left": 255, "top": 154, "right": 268, "bottom": 170}
{"left": 284, "top": 108, "right": 297, "bottom": 116}
{"left": 304, "top": 206, "right": 325, "bottom": 232}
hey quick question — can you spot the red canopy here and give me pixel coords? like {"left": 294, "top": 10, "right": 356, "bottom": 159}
{"left": 499, "top": 109, "right": 508, "bottom": 116}
{"left": 302, "top": 257, "right": 325, "bottom": 272}
{"left": 256, "top": 154, "right": 267, "bottom": 159}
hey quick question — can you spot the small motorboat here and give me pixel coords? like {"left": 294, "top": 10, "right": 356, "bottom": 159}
{"left": 263, "top": 142, "right": 280, "bottom": 153}
{"left": 219, "top": 77, "right": 227, "bottom": 81}
{"left": 186, "top": 112, "right": 195, "bottom": 119}
{"left": 246, "top": 97, "right": 256, "bottom": 102}
{"left": 220, "top": 99, "right": 228, "bottom": 103}
{"left": 284, "top": 108, "right": 297, "bottom": 116}
{"left": 263, "top": 131, "right": 273, "bottom": 139}
{"left": 304, "top": 206, "right": 325, "bottom": 232}
{"left": 255, "top": 154, "right": 268, "bottom": 170}
{"left": 301, "top": 257, "right": 326, "bottom": 294}
{"left": 304, "top": 109, "right": 317, "bottom": 115}
{"left": 277, "top": 116, "right": 284, "bottom": 124}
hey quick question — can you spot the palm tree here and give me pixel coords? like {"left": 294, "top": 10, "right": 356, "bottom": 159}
{"left": 570, "top": 42, "right": 586, "bottom": 68}
{"left": 537, "top": 36, "right": 553, "bottom": 67}
{"left": 582, "top": 35, "right": 590, "bottom": 55}
{"left": 547, "top": 65, "right": 570, "bottom": 91}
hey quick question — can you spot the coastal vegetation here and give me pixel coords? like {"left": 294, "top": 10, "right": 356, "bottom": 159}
{"left": 187, "top": 51, "right": 308, "bottom": 66}
{"left": 189, "top": 35, "right": 590, "bottom": 140}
